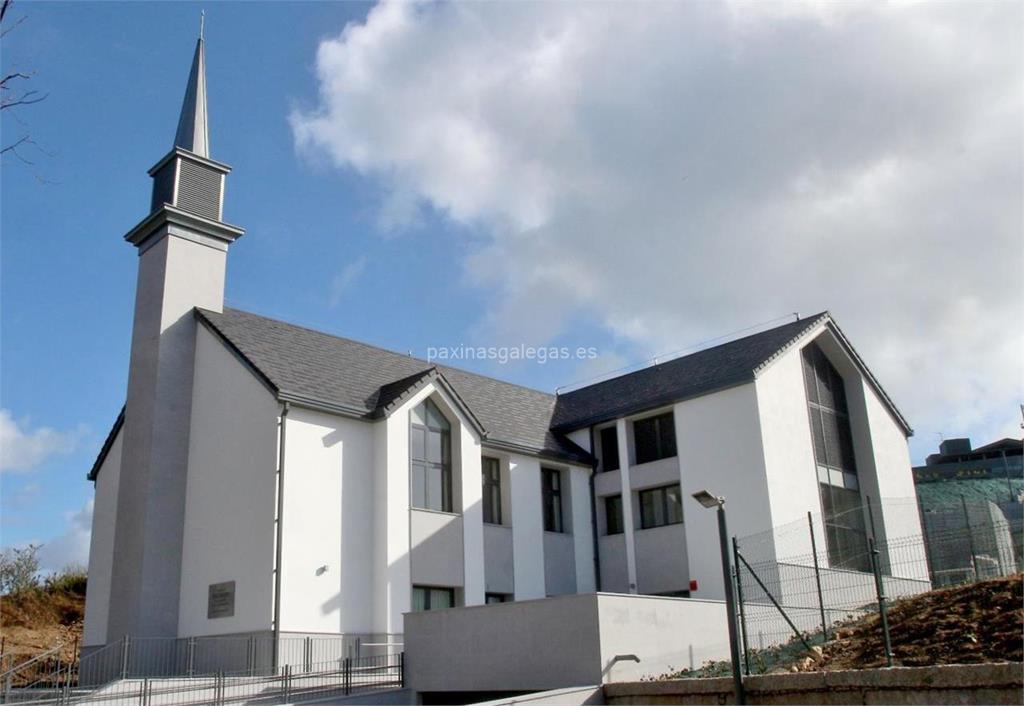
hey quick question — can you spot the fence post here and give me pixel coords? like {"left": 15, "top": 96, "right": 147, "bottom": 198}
{"left": 343, "top": 657, "right": 351, "bottom": 695}
{"left": 282, "top": 665, "right": 292, "bottom": 702}
{"left": 139, "top": 678, "right": 149, "bottom": 706}
{"left": 247, "top": 636, "right": 254, "bottom": 677}
{"left": 399, "top": 652, "right": 405, "bottom": 688}
{"left": 731, "top": 536, "right": 751, "bottom": 675}
{"left": 807, "top": 512, "right": 829, "bottom": 641}
{"left": 961, "top": 495, "right": 979, "bottom": 581}
{"left": 217, "top": 671, "right": 225, "bottom": 706}
{"left": 869, "top": 538, "right": 894, "bottom": 667}
{"left": 120, "top": 635, "right": 131, "bottom": 680}
{"left": 304, "top": 636, "right": 312, "bottom": 673}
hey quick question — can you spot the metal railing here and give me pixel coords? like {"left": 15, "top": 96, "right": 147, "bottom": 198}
{"left": 730, "top": 497, "right": 1022, "bottom": 673}
{"left": 4, "top": 652, "right": 403, "bottom": 706}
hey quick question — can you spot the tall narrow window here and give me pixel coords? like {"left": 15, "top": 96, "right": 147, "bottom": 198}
{"left": 600, "top": 426, "right": 620, "bottom": 472}
{"left": 410, "top": 399, "right": 452, "bottom": 512}
{"left": 541, "top": 468, "right": 564, "bottom": 533}
{"left": 802, "top": 343, "right": 870, "bottom": 571}
{"left": 605, "top": 494, "right": 624, "bottom": 535}
{"left": 482, "top": 456, "right": 502, "bottom": 524}
{"left": 633, "top": 412, "right": 677, "bottom": 465}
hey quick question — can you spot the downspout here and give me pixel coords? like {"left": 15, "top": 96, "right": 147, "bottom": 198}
{"left": 588, "top": 426, "right": 602, "bottom": 591}
{"left": 272, "top": 401, "right": 290, "bottom": 673}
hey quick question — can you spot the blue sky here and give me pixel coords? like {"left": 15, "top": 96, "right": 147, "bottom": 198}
{"left": 2, "top": 1, "right": 1020, "bottom": 571}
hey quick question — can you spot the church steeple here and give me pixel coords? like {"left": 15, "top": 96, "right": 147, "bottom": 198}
{"left": 173, "top": 30, "right": 209, "bottom": 158}
{"left": 109, "top": 23, "right": 244, "bottom": 641}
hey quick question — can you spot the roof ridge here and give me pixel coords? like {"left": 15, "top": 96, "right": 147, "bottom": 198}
{"left": 213, "top": 306, "right": 558, "bottom": 400}
{"left": 561, "top": 312, "right": 829, "bottom": 398}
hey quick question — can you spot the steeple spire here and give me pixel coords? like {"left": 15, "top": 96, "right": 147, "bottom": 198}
{"left": 173, "top": 18, "right": 209, "bottom": 158}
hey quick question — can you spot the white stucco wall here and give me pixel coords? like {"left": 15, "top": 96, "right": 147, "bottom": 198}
{"left": 483, "top": 524, "right": 515, "bottom": 595}
{"left": 597, "top": 535, "right": 629, "bottom": 593}
{"left": 509, "top": 455, "right": 546, "bottom": 599}
{"left": 674, "top": 383, "right": 773, "bottom": 600}
{"left": 543, "top": 532, "right": 577, "bottom": 596}
{"left": 569, "top": 466, "right": 597, "bottom": 593}
{"left": 410, "top": 510, "right": 465, "bottom": 588}
{"left": 177, "top": 326, "right": 279, "bottom": 637}
{"left": 634, "top": 523, "right": 688, "bottom": 595}
{"left": 83, "top": 429, "right": 123, "bottom": 647}
{"left": 280, "top": 406, "right": 376, "bottom": 634}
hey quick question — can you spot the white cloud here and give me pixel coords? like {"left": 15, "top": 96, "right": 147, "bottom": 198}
{"left": 0, "top": 409, "right": 84, "bottom": 473}
{"left": 328, "top": 255, "right": 369, "bottom": 308}
{"left": 292, "top": 1, "right": 1023, "bottom": 459}
{"left": 37, "top": 500, "right": 93, "bottom": 574}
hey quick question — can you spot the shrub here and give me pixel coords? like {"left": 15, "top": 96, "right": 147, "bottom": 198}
{"left": 0, "top": 544, "right": 41, "bottom": 595}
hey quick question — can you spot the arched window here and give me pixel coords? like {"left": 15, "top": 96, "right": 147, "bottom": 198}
{"left": 410, "top": 399, "right": 452, "bottom": 512}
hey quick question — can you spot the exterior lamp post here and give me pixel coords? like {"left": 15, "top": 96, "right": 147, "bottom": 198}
{"left": 692, "top": 490, "right": 745, "bottom": 705}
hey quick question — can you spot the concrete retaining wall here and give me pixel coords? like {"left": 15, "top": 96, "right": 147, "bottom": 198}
{"left": 604, "top": 663, "right": 1024, "bottom": 705}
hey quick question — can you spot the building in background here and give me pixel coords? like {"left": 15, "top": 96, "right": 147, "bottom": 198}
{"left": 913, "top": 437, "right": 1024, "bottom": 585}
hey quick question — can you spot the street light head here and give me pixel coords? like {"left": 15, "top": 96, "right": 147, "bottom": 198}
{"left": 692, "top": 490, "right": 725, "bottom": 509}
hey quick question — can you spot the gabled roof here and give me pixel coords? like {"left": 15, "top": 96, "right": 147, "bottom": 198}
{"left": 369, "top": 366, "right": 487, "bottom": 437}
{"left": 196, "top": 307, "right": 591, "bottom": 463}
{"left": 551, "top": 312, "right": 912, "bottom": 435}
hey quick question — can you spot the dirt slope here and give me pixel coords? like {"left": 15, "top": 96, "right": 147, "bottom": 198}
{"left": 0, "top": 583, "right": 85, "bottom": 665}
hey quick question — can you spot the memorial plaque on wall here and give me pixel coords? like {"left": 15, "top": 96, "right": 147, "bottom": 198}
{"left": 207, "top": 581, "right": 235, "bottom": 619}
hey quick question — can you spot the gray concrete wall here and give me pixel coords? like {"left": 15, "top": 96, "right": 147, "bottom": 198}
{"left": 604, "top": 663, "right": 1024, "bottom": 705}
{"left": 404, "top": 593, "right": 732, "bottom": 693}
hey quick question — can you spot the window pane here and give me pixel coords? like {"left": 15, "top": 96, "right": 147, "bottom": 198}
{"left": 411, "top": 402, "right": 427, "bottom": 425}
{"left": 425, "top": 400, "right": 450, "bottom": 430}
{"left": 665, "top": 485, "right": 683, "bottom": 524}
{"left": 411, "top": 463, "right": 427, "bottom": 509}
{"left": 657, "top": 414, "right": 677, "bottom": 458}
{"left": 605, "top": 495, "right": 623, "bottom": 535}
{"left": 427, "top": 465, "right": 444, "bottom": 511}
{"left": 412, "top": 587, "right": 427, "bottom": 612}
{"left": 634, "top": 418, "right": 657, "bottom": 465}
{"left": 410, "top": 427, "right": 426, "bottom": 462}
{"left": 600, "top": 427, "right": 620, "bottom": 472}
{"left": 640, "top": 489, "right": 657, "bottom": 529}
{"left": 427, "top": 429, "right": 443, "bottom": 463}
{"left": 430, "top": 588, "right": 453, "bottom": 610}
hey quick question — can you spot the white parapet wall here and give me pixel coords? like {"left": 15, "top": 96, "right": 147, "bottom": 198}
{"left": 404, "top": 593, "right": 732, "bottom": 694}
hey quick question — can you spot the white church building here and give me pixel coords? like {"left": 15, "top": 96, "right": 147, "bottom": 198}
{"left": 82, "top": 36, "right": 924, "bottom": 662}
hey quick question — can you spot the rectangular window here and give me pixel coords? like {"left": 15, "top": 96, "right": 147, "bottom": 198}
{"left": 412, "top": 585, "right": 455, "bottom": 612}
{"left": 638, "top": 484, "right": 684, "bottom": 529}
{"left": 605, "top": 494, "right": 624, "bottom": 535}
{"left": 485, "top": 593, "right": 511, "bottom": 604}
{"left": 633, "top": 412, "right": 677, "bottom": 465}
{"left": 599, "top": 426, "right": 620, "bottom": 472}
{"left": 482, "top": 456, "right": 502, "bottom": 524}
{"left": 541, "top": 468, "right": 564, "bottom": 533}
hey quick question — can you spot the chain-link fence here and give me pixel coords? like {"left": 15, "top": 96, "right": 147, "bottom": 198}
{"left": 731, "top": 496, "right": 1022, "bottom": 673}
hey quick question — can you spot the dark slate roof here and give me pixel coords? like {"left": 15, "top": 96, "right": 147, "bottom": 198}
{"left": 87, "top": 406, "right": 124, "bottom": 481}
{"left": 551, "top": 313, "right": 833, "bottom": 431}
{"left": 197, "top": 308, "right": 591, "bottom": 463}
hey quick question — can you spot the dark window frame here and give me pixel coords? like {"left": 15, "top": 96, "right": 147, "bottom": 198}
{"left": 410, "top": 399, "right": 453, "bottom": 513}
{"left": 604, "top": 494, "right": 624, "bottom": 535}
{"left": 633, "top": 412, "right": 677, "bottom": 465}
{"left": 541, "top": 467, "right": 565, "bottom": 533}
{"left": 599, "top": 426, "right": 620, "bottom": 472}
{"left": 638, "top": 484, "right": 684, "bottom": 530}
{"left": 412, "top": 585, "right": 456, "bottom": 611}
{"left": 802, "top": 343, "right": 870, "bottom": 572}
{"left": 482, "top": 456, "right": 502, "bottom": 525}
